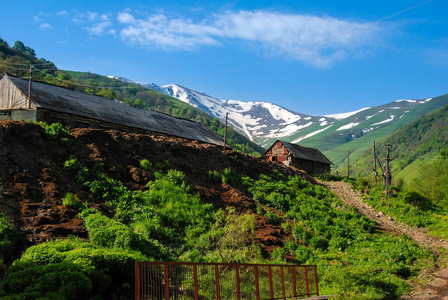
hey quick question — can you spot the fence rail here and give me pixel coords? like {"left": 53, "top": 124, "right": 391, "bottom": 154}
{"left": 135, "top": 262, "right": 319, "bottom": 300}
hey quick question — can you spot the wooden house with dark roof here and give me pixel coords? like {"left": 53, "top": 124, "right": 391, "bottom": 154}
{"left": 0, "top": 74, "right": 227, "bottom": 147}
{"left": 263, "top": 140, "right": 333, "bottom": 175}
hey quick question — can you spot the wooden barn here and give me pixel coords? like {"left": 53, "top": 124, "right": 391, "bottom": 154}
{"left": 0, "top": 74, "right": 227, "bottom": 147}
{"left": 263, "top": 140, "right": 333, "bottom": 175}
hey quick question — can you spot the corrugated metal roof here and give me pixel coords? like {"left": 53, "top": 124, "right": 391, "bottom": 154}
{"left": 280, "top": 140, "right": 333, "bottom": 165}
{"left": 6, "top": 75, "right": 226, "bottom": 146}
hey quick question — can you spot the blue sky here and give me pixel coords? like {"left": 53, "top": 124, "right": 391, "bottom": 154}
{"left": 1, "top": 0, "right": 447, "bottom": 115}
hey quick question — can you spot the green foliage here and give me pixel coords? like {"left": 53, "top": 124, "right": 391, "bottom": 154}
{"left": 0, "top": 262, "right": 93, "bottom": 300}
{"left": 62, "top": 193, "right": 81, "bottom": 210}
{"left": 18, "top": 237, "right": 146, "bottom": 295}
{"left": 83, "top": 212, "right": 165, "bottom": 259}
{"left": 35, "top": 122, "right": 71, "bottom": 146}
{"left": 265, "top": 209, "right": 281, "bottom": 225}
{"left": 133, "top": 171, "right": 215, "bottom": 252}
{"left": 0, "top": 213, "right": 18, "bottom": 264}
{"left": 140, "top": 159, "right": 154, "bottom": 172}
{"left": 412, "top": 155, "right": 448, "bottom": 206}
{"left": 182, "top": 208, "right": 262, "bottom": 263}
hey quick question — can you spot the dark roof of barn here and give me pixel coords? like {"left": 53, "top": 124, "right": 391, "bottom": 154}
{"left": 276, "top": 140, "right": 333, "bottom": 165}
{"left": 6, "top": 75, "right": 226, "bottom": 147}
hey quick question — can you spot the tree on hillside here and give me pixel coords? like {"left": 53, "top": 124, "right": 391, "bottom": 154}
{"left": 13, "top": 41, "right": 36, "bottom": 58}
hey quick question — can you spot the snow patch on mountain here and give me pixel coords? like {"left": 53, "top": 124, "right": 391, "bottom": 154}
{"left": 324, "top": 107, "right": 371, "bottom": 120}
{"left": 337, "top": 122, "right": 360, "bottom": 131}
{"left": 292, "top": 125, "right": 333, "bottom": 143}
{"left": 371, "top": 115, "right": 395, "bottom": 126}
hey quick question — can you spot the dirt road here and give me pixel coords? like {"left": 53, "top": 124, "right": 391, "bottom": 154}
{"left": 323, "top": 181, "right": 448, "bottom": 299}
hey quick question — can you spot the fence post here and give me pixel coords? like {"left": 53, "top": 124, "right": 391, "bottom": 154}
{"left": 268, "top": 266, "right": 274, "bottom": 300}
{"left": 215, "top": 265, "right": 221, "bottom": 300}
{"left": 292, "top": 266, "right": 297, "bottom": 298}
{"left": 280, "top": 266, "right": 286, "bottom": 299}
{"left": 304, "top": 266, "right": 310, "bottom": 296}
{"left": 135, "top": 262, "right": 140, "bottom": 300}
{"left": 314, "top": 266, "right": 320, "bottom": 296}
{"left": 254, "top": 265, "right": 260, "bottom": 300}
{"left": 236, "top": 265, "right": 241, "bottom": 300}
{"left": 193, "top": 265, "right": 199, "bottom": 300}
{"left": 164, "top": 263, "right": 169, "bottom": 300}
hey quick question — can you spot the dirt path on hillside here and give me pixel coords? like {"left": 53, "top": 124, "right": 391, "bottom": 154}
{"left": 323, "top": 181, "right": 448, "bottom": 299}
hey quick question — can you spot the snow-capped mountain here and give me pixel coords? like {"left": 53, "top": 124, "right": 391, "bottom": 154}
{"left": 109, "top": 76, "right": 448, "bottom": 152}
{"left": 162, "top": 84, "right": 341, "bottom": 148}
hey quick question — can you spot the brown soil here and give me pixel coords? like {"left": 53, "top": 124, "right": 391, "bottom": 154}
{"left": 323, "top": 181, "right": 448, "bottom": 299}
{"left": 0, "top": 120, "right": 309, "bottom": 256}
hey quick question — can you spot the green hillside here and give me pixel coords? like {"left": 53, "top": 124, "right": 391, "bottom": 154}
{"left": 298, "top": 94, "right": 448, "bottom": 174}
{"left": 0, "top": 38, "right": 264, "bottom": 155}
{"left": 347, "top": 104, "right": 448, "bottom": 182}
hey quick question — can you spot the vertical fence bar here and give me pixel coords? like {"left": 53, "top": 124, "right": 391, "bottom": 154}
{"left": 135, "top": 263, "right": 140, "bottom": 300}
{"left": 292, "top": 266, "right": 297, "bottom": 298}
{"left": 280, "top": 266, "right": 286, "bottom": 299}
{"left": 268, "top": 266, "right": 274, "bottom": 300}
{"left": 164, "top": 263, "right": 170, "bottom": 300}
{"left": 215, "top": 265, "right": 221, "bottom": 300}
{"left": 314, "top": 266, "right": 320, "bottom": 296}
{"left": 304, "top": 266, "right": 310, "bottom": 296}
{"left": 193, "top": 265, "right": 199, "bottom": 300}
{"left": 236, "top": 265, "right": 241, "bottom": 300}
{"left": 254, "top": 265, "right": 260, "bottom": 300}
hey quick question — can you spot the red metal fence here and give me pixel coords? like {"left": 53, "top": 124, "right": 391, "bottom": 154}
{"left": 135, "top": 262, "right": 319, "bottom": 300}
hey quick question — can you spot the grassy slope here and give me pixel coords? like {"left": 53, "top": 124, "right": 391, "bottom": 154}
{"left": 347, "top": 102, "right": 448, "bottom": 181}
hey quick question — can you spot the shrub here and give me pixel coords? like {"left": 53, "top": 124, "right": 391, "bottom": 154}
{"left": 83, "top": 212, "right": 164, "bottom": 259}
{"left": 140, "top": 159, "right": 153, "bottom": 172}
{"left": 0, "top": 262, "right": 94, "bottom": 300}
{"left": 208, "top": 170, "right": 222, "bottom": 183}
{"left": 265, "top": 209, "right": 281, "bottom": 225}
{"left": 292, "top": 224, "right": 312, "bottom": 243}
{"left": 36, "top": 122, "right": 71, "bottom": 146}
{"left": 62, "top": 193, "right": 81, "bottom": 210}
{"left": 309, "top": 236, "right": 329, "bottom": 251}
{"left": 18, "top": 238, "right": 147, "bottom": 291}
{"left": 0, "top": 213, "right": 18, "bottom": 264}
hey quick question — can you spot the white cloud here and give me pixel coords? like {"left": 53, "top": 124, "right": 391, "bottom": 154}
{"left": 116, "top": 10, "right": 380, "bottom": 67}
{"left": 57, "top": 10, "right": 69, "bottom": 17}
{"left": 40, "top": 23, "right": 52, "bottom": 29}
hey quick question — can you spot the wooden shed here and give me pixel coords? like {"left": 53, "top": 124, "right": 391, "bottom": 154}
{"left": 0, "top": 74, "right": 227, "bottom": 147}
{"left": 263, "top": 140, "right": 333, "bottom": 175}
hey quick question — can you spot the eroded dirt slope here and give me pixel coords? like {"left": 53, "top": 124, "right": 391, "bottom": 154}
{"left": 324, "top": 181, "right": 448, "bottom": 300}
{"left": 0, "top": 120, "right": 312, "bottom": 255}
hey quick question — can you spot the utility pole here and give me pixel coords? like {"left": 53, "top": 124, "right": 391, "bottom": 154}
{"left": 347, "top": 150, "right": 350, "bottom": 179}
{"left": 28, "top": 65, "right": 32, "bottom": 109}
{"left": 373, "top": 140, "right": 377, "bottom": 183}
{"left": 385, "top": 144, "right": 391, "bottom": 197}
{"left": 223, "top": 112, "right": 228, "bottom": 150}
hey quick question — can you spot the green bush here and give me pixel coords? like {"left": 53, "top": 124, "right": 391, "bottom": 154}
{"left": 83, "top": 212, "right": 164, "bottom": 259}
{"left": 0, "top": 262, "right": 93, "bottom": 300}
{"left": 265, "top": 209, "right": 281, "bottom": 225}
{"left": 0, "top": 213, "right": 18, "bottom": 264}
{"left": 62, "top": 193, "right": 81, "bottom": 210}
{"left": 36, "top": 122, "right": 71, "bottom": 146}
{"left": 18, "top": 238, "right": 147, "bottom": 291}
{"left": 140, "top": 159, "right": 154, "bottom": 172}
